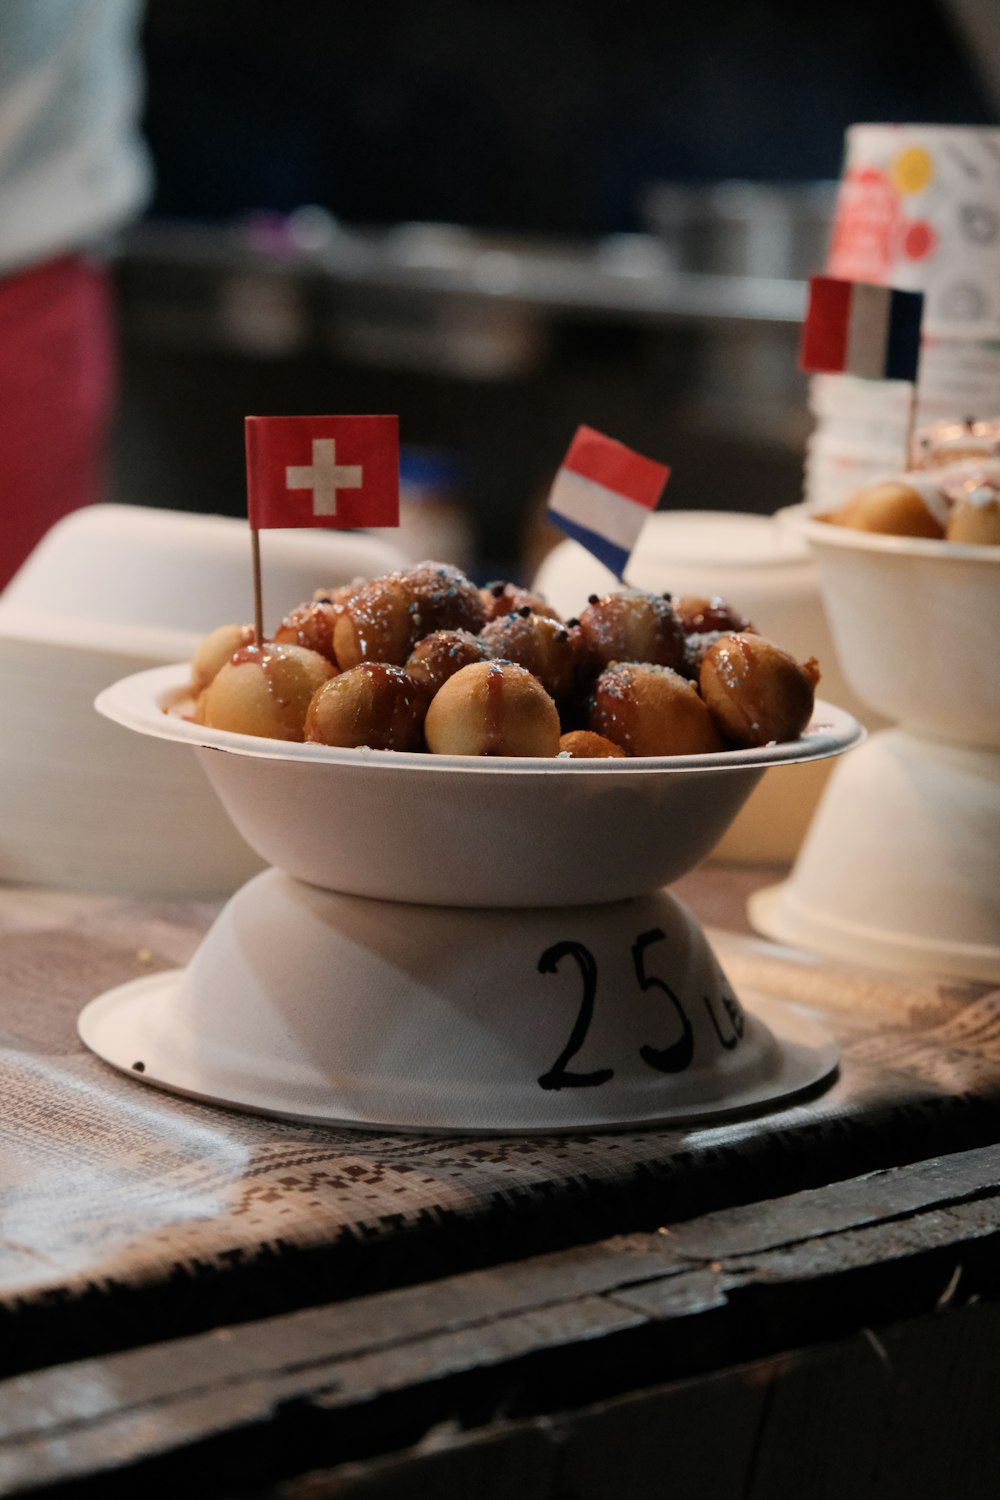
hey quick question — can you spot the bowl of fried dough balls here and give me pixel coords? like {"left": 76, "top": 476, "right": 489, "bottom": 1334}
{"left": 96, "top": 560, "right": 861, "bottom": 908}
{"left": 784, "top": 418, "right": 1000, "bottom": 748}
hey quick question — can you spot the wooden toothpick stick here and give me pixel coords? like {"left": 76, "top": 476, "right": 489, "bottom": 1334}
{"left": 250, "top": 528, "right": 264, "bottom": 648}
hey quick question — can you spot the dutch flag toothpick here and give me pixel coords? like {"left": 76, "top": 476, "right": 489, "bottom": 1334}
{"left": 546, "top": 426, "right": 670, "bottom": 579}
{"left": 799, "top": 275, "right": 924, "bottom": 383}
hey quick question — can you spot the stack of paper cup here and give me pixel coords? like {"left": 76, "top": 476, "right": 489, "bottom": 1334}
{"left": 804, "top": 123, "right": 1000, "bottom": 513}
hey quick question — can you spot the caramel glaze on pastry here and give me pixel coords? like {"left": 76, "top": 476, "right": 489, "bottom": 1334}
{"left": 577, "top": 589, "right": 687, "bottom": 673}
{"left": 424, "top": 660, "right": 561, "bottom": 757}
{"left": 334, "top": 562, "right": 486, "bottom": 669}
{"left": 699, "top": 632, "right": 819, "bottom": 748}
{"left": 589, "top": 662, "right": 725, "bottom": 757}
{"left": 195, "top": 643, "right": 336, "bottom": 741}
{"left": 305, "top": 663, "right": 427, "bottom": 752}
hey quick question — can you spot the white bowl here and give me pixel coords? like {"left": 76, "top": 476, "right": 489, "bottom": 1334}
{"left": 0, "top": 505, "right": 410, "bottom": 895}
{"left": 783, "top": 506, "right": 1000, "bottom": 750}
{"left": 96, "top": 664, "right": 862, "bottom": 909}
{"left": 79, "top": 869, "right": 840, "bottom": 1133}
{"left": 750, "top": 728, "right": 1000, "bottom": 983}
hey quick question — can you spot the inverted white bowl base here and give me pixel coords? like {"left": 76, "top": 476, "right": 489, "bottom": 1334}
{"left": 79, "top": 872, "right": 839, "bottom": 1135}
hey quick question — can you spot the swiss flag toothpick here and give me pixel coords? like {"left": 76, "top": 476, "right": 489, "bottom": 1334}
{"left": 244, "top": 414, "right": 400, "bottom": 646}
{"left": 245, "top": 415, "right": 399, "bottom": 530}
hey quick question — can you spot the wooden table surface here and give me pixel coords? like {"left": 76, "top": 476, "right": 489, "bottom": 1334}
{"left": 3, "top": 864, "right": 1000, "bottom": 1500}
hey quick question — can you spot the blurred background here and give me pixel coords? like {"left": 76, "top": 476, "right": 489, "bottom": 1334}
{"left": 109, "top": 0, "right": 999, "bottom": 580}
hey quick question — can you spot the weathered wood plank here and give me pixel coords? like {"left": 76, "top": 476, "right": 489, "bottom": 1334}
{"left": 666, "top": 1142, "right": 1000, "bottom": 1259}
{"left": 4, "top": 1145, "right": 1000, "bottom": 1498}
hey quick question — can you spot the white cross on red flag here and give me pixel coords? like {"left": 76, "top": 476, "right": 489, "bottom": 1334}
{"left": 245, "top": 415, "right": 399, "bottom": 530}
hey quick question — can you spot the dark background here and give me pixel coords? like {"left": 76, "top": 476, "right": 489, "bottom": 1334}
{"left": 113, "top": 0, "right": 998, "bottom": 580}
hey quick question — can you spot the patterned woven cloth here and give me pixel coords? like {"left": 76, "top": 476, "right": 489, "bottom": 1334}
{"left": 2, "top": 868, "right": 999, "bottom": 1376}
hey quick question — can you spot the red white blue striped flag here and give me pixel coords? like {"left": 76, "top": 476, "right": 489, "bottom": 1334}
{"left": 799, "top": 275, "right": 924, "bottom": 382}
{"left": 546, "top": 426, "right": 669, "bottom": 578}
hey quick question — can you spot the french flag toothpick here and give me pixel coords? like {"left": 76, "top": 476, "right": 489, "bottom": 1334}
{"left": 546, "top": 426, "right": 670, "bottom": 579}
{"left": 799, "top": 275, "right": 924, "bottom": 383}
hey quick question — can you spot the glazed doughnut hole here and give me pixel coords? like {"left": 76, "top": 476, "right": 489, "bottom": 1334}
{"left": 589, "top": 662, "right": 725, "bottom": 757}
{"left": 558, "top": 730, "right": 625, "bottom": 759}
{"left": 272, "top": 599, "right": 342, "bottom": 663}
{"left": 334, "top": 562, "right": 485, "bottom": 669}
{"left": 195, "top": 644, "right": 336, "bottom": 741}
{"left": 946, "top": 492, "right": 1000, "bottom": 545}
{"left": 826, "top": 480, "right": 945, "bottom": 539}
{"left": 699, "top": 633, "right": 819, "bottom": 748}
{"left": 190, "top": 622, "right": 256, "bottom": 696}
{"left": 405, "top": 629, "right": 489, "bottom": 696}
{"left": 578, "top": 589, "right": 687, "bottom": 673}
{"left": 305, "top": 664, "right": 427, "bottom": 752}
{"left": 675, "top": 595, "right": 753, "bottom": 636}
{"left": 424, "top": 660, "right": 562, "bottom": 758}
{"left": 479, "top": 611, "right": 582, "bottom": 700}
{"left": 479, "top": 580, "right": 562, "bottom": 622}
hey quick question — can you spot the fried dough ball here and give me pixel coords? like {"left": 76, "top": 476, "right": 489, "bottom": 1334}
{"left": 912, "top": 417, "right": 1000, "bottom": 470}
{"left": 558, "top": 730, "right": 626, "bottom": 759}
{"left": 272, "top": 599, "right": 342, "bottom": 664}
{"left": 699, "top": 633, "right": 819, "bottom": 748}
{"left": 425, "top": 660, "right": 561, "bottom": 757}
{"left": 479, "top": 581, "right": 562, "bottom": 623}
{"left": 589, "top": 663, "right": 725, "bottom": 757}
{"left": 195, "top": 643, "right": 336, "bottom": 741}
{"left": 577, "top": 589, "right": 687, "bottom": 672}
{"left": 675, "top": 595, "right": 753, "bottom": 636}
{"left": 334, "top": 562, "right": 485, "bottom": 669}
{"left": 405, "top": 629, "right": 489, "bottom": 696}
{"left": 946, "top": 492, "right": 1000, "bottom": 545}
{"left": 681, "top": 630, "right": 729, "bottom": 679}
{"left": 827, "top": 480, "right": 945, "bottom": 539}
{"left": 190, "top": 623, "right": 256, "bottom": 696}
{"left": 479, "top": 611, "right": 582, "bottom": 700}
{"left": 304, "top": 663, "right": 427, "bottom": 751}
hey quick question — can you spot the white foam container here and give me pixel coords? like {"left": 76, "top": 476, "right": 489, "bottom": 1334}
{"left": 0, "top": 504, "right": 409, "bottom": 895}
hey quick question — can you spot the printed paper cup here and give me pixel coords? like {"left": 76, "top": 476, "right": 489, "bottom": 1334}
{"left": 828, "top": 124, "right": 1000, "bottom": 337}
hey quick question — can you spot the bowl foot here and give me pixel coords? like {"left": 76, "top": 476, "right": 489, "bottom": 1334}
{"left": 79, "top": 871, "right": 838, "bottom": 1133}
{"left": 750, "top": 729, "right": 1000, "bottom": 983}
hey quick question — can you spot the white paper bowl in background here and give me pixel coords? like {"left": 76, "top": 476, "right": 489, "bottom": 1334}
{"left": 778, "top": 509, "right": 1000, "bottom": 748}
{"left": 533, "top": 510, "right": 880, "bottom": 863}
{"left": 0, "top": 504, "right": 410, "bottom": 896}
{"left": 750, "top": 508, "right": 1000, "bottom": 982}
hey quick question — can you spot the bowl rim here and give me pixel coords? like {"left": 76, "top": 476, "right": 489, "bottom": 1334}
{"left": 95, "top": 663, "right": 865, "bottom": 776}
{"left": 779, "top": 501, "right": 1000, "bottom": 563}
